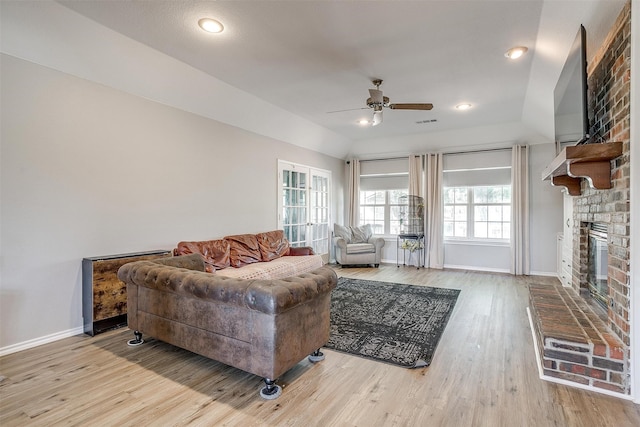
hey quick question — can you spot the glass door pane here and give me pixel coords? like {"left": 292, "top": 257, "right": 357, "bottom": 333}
{"left": 281, "top": 168, "right": 308, "bottom": 248}
{"left": 310, "top": 170, "right": 330, "bottom": 255}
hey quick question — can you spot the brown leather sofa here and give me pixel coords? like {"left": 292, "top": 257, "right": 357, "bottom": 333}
{"left": 117, "top": 253, "right": 337, "bottom": 399}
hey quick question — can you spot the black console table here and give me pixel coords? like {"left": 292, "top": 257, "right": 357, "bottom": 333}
{"left": 396, "top": 233, "right": 425, "bottom": 269}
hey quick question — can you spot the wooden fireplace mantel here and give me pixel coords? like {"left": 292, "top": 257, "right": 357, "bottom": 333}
{"left": 541, "top": 142, "right": 623, "bottom": 195}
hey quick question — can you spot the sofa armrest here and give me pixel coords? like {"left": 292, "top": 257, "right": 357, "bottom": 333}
{"left": 333, "top": 236, "right": 348, "bottom": 250}
{"left": 287, "top": 246, "right": 315, "bottom": 256}
{"left": 368, "top": 236, "right": 386, "bottom": 250}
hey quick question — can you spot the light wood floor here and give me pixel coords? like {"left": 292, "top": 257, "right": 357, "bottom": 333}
{"left": 2, "top": 265, "right": 640, "bottom": 426}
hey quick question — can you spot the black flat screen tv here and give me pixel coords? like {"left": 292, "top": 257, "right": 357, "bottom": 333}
{"left": 554, "top": 25, "right": 590, "bottom": 146}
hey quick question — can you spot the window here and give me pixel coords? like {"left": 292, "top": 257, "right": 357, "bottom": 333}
{"left": 359, "top": 189, "right": 408, "bottom": 235}
{"left": 444, "top": 185, "right": 511, "bottom": 240}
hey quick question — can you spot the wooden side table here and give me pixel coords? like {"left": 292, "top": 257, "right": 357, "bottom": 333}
{"left": 82, "top": 250, "right": 171, "bottom": 336}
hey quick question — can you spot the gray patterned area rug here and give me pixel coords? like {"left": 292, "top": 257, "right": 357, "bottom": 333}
{"left": 325, "top": 277, "right": 460, "bottom": 368}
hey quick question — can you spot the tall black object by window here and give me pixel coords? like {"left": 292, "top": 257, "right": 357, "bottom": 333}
{"left": 399, "top": 195, "right": 424, "bottom": 235}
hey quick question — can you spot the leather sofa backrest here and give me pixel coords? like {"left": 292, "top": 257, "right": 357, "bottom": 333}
{"left": 118, "top": 259, "right": 337, "bottom": 315}
{"left": 152, "top": 253, "right": 206, "bottom": 271}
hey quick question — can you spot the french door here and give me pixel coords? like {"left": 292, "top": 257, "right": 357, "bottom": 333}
{"left": 278, "top": 160, "right": 331, "bottom": 257}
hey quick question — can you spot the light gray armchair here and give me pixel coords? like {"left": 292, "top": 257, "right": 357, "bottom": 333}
{"left": 333, "top": 224, "right": 385, "bottom": 267}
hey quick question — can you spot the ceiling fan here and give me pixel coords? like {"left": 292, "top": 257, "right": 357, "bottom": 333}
{"left": 365, "top": 79, "right": 434, "bottom": 126}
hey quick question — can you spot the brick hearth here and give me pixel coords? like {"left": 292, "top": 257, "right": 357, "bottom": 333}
{"left": 529, "top": 283, "right": 627, "bottom": 393}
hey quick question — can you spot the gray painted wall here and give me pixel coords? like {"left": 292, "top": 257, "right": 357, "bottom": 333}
{"left": 0, "top": 54, "right": 564, "bottom": 351}
{"left": 0, "top": 55, "right": 345, "bottom": 350}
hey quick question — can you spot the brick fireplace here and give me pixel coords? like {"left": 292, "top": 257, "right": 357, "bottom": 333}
{"left": 530, "top": 2, "right": 631, "bottom": 396}
{"left": 573, "top": 0, "right": 631, "bottom": 352}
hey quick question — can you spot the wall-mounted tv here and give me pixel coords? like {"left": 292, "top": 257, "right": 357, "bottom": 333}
{"left": 554, "top": 25, "right": 590, "bottom": 146}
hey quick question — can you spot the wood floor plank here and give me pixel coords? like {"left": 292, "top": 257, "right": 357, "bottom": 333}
{"left": 1, "top": 264, "right": 639, "bottom": 426}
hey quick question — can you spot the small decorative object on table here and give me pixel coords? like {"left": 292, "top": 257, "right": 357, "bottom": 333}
{"left": 397, "top": 233, "right": 425, "bottom": 269}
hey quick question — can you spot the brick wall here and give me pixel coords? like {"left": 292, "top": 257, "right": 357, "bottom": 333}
{"left": 571, "top": 2, "right": 631, "bottom": 347}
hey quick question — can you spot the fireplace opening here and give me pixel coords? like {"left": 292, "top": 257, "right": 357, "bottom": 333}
{"left": 586, "top": 222, "right": 609, "bottom": 311}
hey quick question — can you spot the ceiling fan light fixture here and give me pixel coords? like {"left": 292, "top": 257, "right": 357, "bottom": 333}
{"left": 372, "top": 110, "right": 383, "bottom": 126}
{"left": 456, "top": 103, "right": 472, "bottom": 110}
{"left": 505, "top": 46, "right": 528, "bottom": 59}
{"left": 198, "top": 18, "right": 224, "bottom": 33}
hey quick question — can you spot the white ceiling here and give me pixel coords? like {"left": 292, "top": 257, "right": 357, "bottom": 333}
{"left": 5, "top": 1, "right": 627, "bottom": 159}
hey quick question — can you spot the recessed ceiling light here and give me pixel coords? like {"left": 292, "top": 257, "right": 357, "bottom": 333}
{"left": 357, "top": 119, "right": 370, "bottom": 126}
{"left": 505, "top": 46, "right": 528, "bottom": 59}
{"left": 198, "top": 18, "right": 224, "bottom": 33}
{"left": 456, "top": 103, "right": 472, "bottom": 110}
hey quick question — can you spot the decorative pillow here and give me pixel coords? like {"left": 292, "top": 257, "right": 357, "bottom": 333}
{"left": 350, "top": 224, "right": 373, "bottom": 243}
{"left": 334, "top": 223, "right": 352, "bottom": 243}
{"left": 256, "top": 230, "right": 290, "bottom": 262}
{"left": 173, "top": 239, "right": 230, "bottom": 272}
{"left": 224, "top": 234, "right": 262, "bottom": 268}
{"left": 288, "top": 246, "right": 315, "bottom": 256}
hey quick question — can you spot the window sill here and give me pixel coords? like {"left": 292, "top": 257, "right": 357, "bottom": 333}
{"left": 444, "top": 239, "right": 510, "bottom": 247}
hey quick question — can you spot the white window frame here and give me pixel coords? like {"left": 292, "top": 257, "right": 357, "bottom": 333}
{"left": 444, "top": 185, "right": 511, "bottom": 244}
{"left": 359, "top": 189, "right": 408, "bottom": 236}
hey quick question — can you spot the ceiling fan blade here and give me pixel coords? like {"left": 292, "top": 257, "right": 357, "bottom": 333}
{"left": 389, "top": 103, "right": 434, "bottom": 110}
{"left": 369, "top": 89, "right": 384, "bottom": 105}
{"left": 372, "top": 110, "right": 383, "bottom": 126}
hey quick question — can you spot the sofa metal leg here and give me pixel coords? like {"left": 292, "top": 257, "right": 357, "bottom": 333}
{"left": 375, "top": 264, "right": 380, "bottom": 268}
{"left": 308, "top": 348, "right": 325, "bottom": 363}
{"left": 259, "top": 378, "right": 282, "bottom": 400}
{"left": 127, "top": 330, "right": 144, "bottom": 347}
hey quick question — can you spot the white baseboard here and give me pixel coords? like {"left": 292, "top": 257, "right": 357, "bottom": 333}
{"left": 372, "top": 261, "right": 557, "bottom": 278}
{"left": 384, "top": 260, "right": 510, "bottom": 274}
{"left": 443, "top": 264, "right": 510, "bottom": 274}
{"left": 529, "top": 270, "right": 559, "bottom": 277}
{"left": 0, "top": 326, "right": 85, "bottom": 357}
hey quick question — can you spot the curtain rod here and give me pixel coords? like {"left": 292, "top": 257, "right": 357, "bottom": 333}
{"left": 442, "top": 147, "right": 513, "bottom": 156}
{"left": 350, "top": 147, "right": 514, "bottom": 163}
{"left": 357, "top": 156, "right": 409, "bottom": 163}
